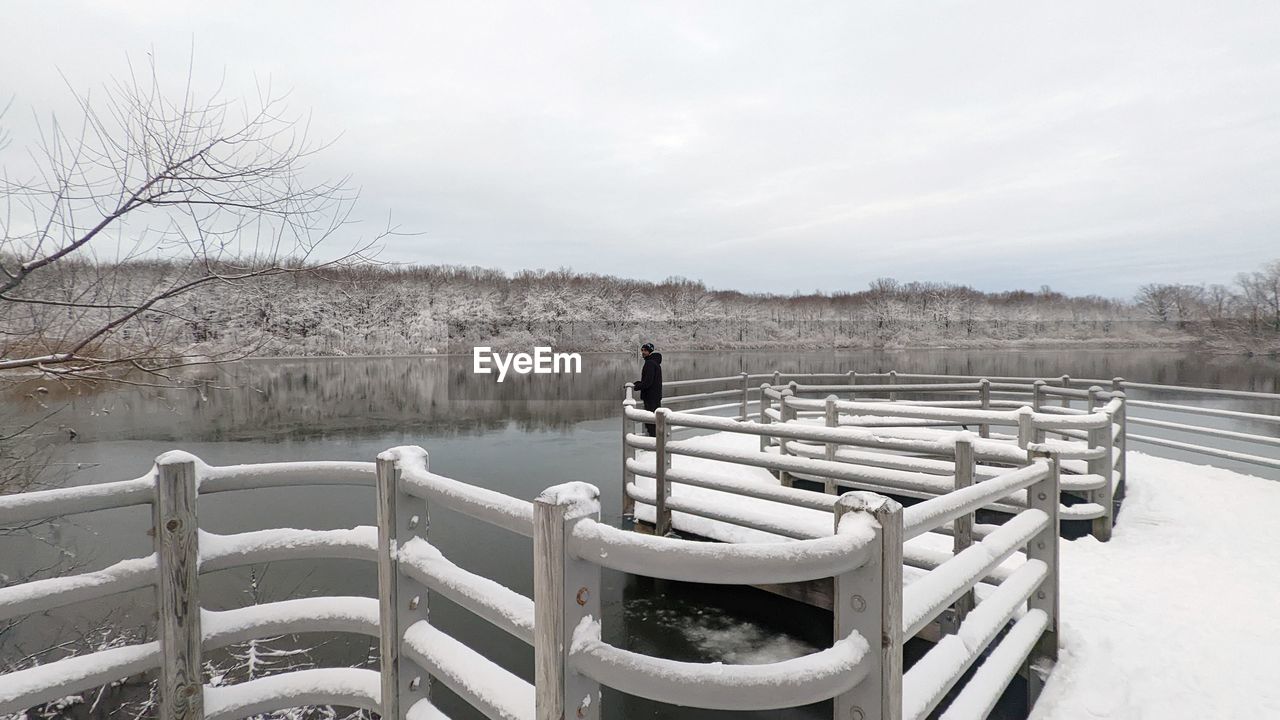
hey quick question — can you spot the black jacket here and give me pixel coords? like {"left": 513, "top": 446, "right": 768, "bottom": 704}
{"left": 633, "top": 352, "right": 663, "bottom": 405}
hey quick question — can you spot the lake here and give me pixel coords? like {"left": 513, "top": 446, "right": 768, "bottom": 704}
{"left": 2, "top": 349, "right": 1278, "bottom": 718}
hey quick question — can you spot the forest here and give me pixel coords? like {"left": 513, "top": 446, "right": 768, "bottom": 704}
{"left": 8, "top": 255, "right": 1279, "bottom": 363}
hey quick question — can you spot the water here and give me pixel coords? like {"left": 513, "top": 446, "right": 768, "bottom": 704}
{"left": 2, "top": 350, "right": 1277, "bottom": 718}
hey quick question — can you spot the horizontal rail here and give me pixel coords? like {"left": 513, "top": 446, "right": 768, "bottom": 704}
{"left": 200, "top": 461, "right": 375, "bottom": 493}
{"left": 568, "top": 515, "right": 874, "bottom": 584}
{"left": 662, "top": 375, "right": 744, "bottom": 388}
{"left": 200, "top": 527, "right": 378, "bottom": 572}
{"left": 204, "top": 668, "right": 382, "bottom": 720}
{"left": 902, "top": 463, "right": 1049, "bottom": 541}
{"left": 403, "top": 621, "right": 534, "bottom": 720}
{"left": 1126, "top": 416, "right": 1280, "bottom": 448}
{"left": 570, "top": 618, "right": 870, "bottom": 710}
{"left": 400, "top": 467, "right": 535, "bottom": 538}
{"left": 398, "top": 537, "right": 535, "bottom": 645}
{"left": 1125, "top": 399, "right": 1280, "bottom": 424}
{"left": 1119, "top": 380, "right": 1280, "bottom": 401}
{"left": 902, "top": 509, "right": 1048, "bottom": 638}
{"left": 0, "top": 475, "right": 152, "bottom": 525}
{"left": 0, "top": 641, "right": 161, "bottom": 715}
{"left": 903, "top": 559, "right": 1048, "bottom": 720}
{"left": 0, "top": 554, "right": 156, "bottom": 622}
{"left": 939, "top": 609, "right": 1049, "bottom": 720}
{"left": 1125, "top": 433, "right": 1280, "bottom": 470}
{"left": 203, "top": 597, "right": 380, "bottom": 649}
{"left": 662, "top": 388, "right": 743, "bottom": 404}
{"left": 626, "top": 481, "right": 818, "bottom": 540}
{"left": 626, "top": 458, "right": 838, "bottom": 511}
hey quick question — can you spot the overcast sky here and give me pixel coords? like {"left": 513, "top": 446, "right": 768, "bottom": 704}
{"left": 3, "top": 1, "right": 1278, "bottom": 297}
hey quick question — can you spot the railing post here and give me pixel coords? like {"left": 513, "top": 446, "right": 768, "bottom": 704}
{"left": 950, "top": 438, "right": 975, "bottom": 630}
{"left": 778, "top": 388, "right": 795, "bottom": 487}
{"left": 1032, "top": 380, "right": 1047, "bottom": 443}
{"left": 772, "top": 370, "right": 782, "bottom": 388}
{"left": 978, "top": 379, "right": 991, "bottom": 439}
{"left": 848, "top": 370, "right": 858, "bottom": 401}
{"left": 1086, "top": 388, "right": 1113, "bottom": 542}
{"left": 888, "top": 370, "right": 898, "bottom": 402}
{"left": 739, "top": 372, "right": 750, "bottom": 421}
{"left": 1024, "top": 452, "right": 1061, "bottom": 708}
{"left": 534, "top": 484, "right": 602, "bottom": 720}
{"left": 154, "top": 453, "right": 204, "bottom": 720}
{"left": 377, "top": 446, "right": 432, "bottom": 720}
{"left": 823, "top": 395, "right": 839, "bottom": 495}
{"left": 1059, "top": 375, "right": 1071, "bottom": 408}
{"left": 1111, "top": 381, "right": 1128, "bottom": 496}
{"left": 622, "top": 393, "right": 637, "bottom": 519}
{"left": 1016, "top": 407, "right": 1034, "bottom": 452}
{"left": 759, "top": 383, "right": 773, "bottom": 453}
{"left": 833, "top": 492, "right": 903, "bottom": 720}
{"left": 654, "top": 408, "right": 672, "bottom": 536}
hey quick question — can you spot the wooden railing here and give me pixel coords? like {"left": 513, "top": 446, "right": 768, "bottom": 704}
{"left": 0, "top": 447, "right": 905, "bottom": 720}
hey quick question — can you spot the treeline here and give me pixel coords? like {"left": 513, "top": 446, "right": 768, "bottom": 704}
{"left": 1135, "top": 259, "right": 1280, "bottom": 354}
{"left": 7, "top": 260, "right": 1189, "bottom": 359}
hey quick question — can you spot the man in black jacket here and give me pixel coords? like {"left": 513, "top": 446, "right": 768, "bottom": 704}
{"left": 632, "top": 342, "right": 663, "bottom": 436}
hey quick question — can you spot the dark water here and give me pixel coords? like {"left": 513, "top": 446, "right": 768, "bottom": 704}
{"left": 2, "top": 350, "right": 1277, "bottom": 718}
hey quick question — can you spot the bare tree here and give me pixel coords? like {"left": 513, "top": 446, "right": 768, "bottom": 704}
{"left": 0, "top": 57, "right": 381, "bottom": 385}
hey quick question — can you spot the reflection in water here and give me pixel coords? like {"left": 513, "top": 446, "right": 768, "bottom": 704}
{"left": 1, "top": 350, "right": 1277, "bottom": 719}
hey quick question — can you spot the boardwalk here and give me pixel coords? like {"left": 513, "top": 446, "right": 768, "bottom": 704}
{"left": 0, "top": 369, "right": 1277, "bottom": 718}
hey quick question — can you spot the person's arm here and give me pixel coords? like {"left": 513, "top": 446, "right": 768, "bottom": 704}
{"left": 634, "top": 361, "right": 654, "bottom": 391}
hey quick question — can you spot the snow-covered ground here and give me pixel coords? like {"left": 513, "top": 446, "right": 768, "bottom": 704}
{"left": 1033, "top": 452, "right": 1280, "bottom": 719}
{"left": 634, "top": 431, "right": 1280, "bottom": 718}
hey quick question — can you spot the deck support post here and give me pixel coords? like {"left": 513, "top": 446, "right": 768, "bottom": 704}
{"left": 823, "top": 395, "right": 839, "bottom": 494}
{"left": 534, "top": 485, "right": 602, "bottom": 720}
{"left": 950, "top": 438, "right": 976, "bottom": 631}
{"left": 376, "top": 446, "right": 432, "bottom": 720}
{"left": 654, "top": 408, "right": 672, "bottom": 536}
{"left": 888, "top": 370, "right": 898, "bottom": 402}
{"left": 740, "top": 372, "right": 750, "bottom": 421}
{"left": 978, "top": 379, "right": 991, "bottom": 438}
{"left": 849, "top": 370, "right": 858, "bottom": 401}
{"left": 154, "top": 454, "right": 203, "bottom": 720}
{"left": 1059, "top": 375, "right": 1071, "bottom": 408}
{"left": 1024, "top": 451, "right": 1061, "bottom": 709}
{"left": 833, "top": 492, "right": 903, "bottom": 720}
{"left": 622, "top": 392, "right": 637, "bottom": 519}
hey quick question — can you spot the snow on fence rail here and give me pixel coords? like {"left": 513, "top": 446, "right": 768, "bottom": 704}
{"left": 1, "top": 445, "right": 909, "bottom": 720}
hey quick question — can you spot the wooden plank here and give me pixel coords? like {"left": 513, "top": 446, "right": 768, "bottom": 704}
{"left": 951, "top": 439, "right": 976, "bottom": 631}
{"left": 154, "top": 456, "right": 203, "bottom": 720}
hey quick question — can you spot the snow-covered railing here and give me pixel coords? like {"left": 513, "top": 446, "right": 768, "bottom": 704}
{"left": 619, "top": 384, "right": 1071, "bottom": 717}
{"left": 0, "top": 453, "right": 380, "bottom": 719}
{"left": 374, "top": 447, "right": 907, "bottom": 719}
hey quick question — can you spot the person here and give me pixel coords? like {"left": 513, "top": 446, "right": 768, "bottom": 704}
{"left": 632, "top": 342, "right": 663, "bottom": 436}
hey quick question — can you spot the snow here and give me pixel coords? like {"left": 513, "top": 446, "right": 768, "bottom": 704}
{"left": 0, "top": 554, "right": 157, "bottom": 622}
{"left": 1032, "top": 452, "right": 1280, "bottom": 719}
{"left": 198, "top": 526, "right": 378, "bottom": 571}
{"left": 202, "top": 596, "right": 380, "bottom": 647}
{"left": 397, "top": 537, "right": 535, "bottom": 643}
{"left": 0, "top": 642, "right": 160, "bottom": 716}
{"left": 203, "top": 667, "right": 380, "bottom": 720}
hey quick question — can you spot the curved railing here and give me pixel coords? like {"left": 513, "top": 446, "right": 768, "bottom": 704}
{"left": 0, "top": 454, "right": 381, "bottom": 718}
{"left": 620, "top": 367, "right": 1277, "bottom": 719}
